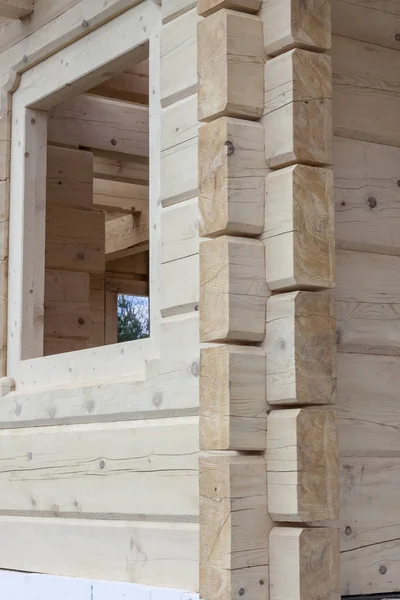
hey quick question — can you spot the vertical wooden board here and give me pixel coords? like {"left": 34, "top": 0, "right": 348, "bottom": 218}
{"left": 263, "top": 164, "right": 334, "bottom": 290}
{"left": 45, "top": 206, "right": 105, "bottom": 274}
{"left": 162, "top": 0, "right": 196, "bottom": 23}
{"left": 334, "top": 136, "right": 400, "bottom": 255}
{"left": 200, "top": 345, "right": 266, "bottom": 450}
{"left": 200, "top": 454, "right": 270, "bottom": 600}
{"left": 263, "top": 49, "right": 332, "bottom": 168}
{"left": 0, "top": 517, "right": 199, "bottom": 590}
{"left": 266, "top": 291, "right": 336, "bottom": 405}
{"left": 260, "top": 0, "right": 331, "bottom": 56}
{"left": 46, "top": 146, "right": 93, "bottom": 209}
{"left": 200, "top": 236, "right": 268, "bottom": 343}
{"left": 269, "top": 528, "right": 340, "bottom": 600}
{"left": 88, "top": 274, "right": 105, "bottom": 348}
{"left": 105, "top": 289, "right": 118, "bottom": 345}
{"left": 161, "top": 198, "right": 199, "bottom": 264}
{"left": 198, "top": 0, "right": 262, "bottom": 17}
{"left": 160, "top": 8, "right": 197, "bottom": 107}
{"left": 332, "top": 36, "right": 400, "bottom": 146}
{"left": 267, "top": 408, "right": 338, "bottom": 522}
{"left": 198, "top": 10, "right": 264, "bottom": 122}
{"left": 161, "top": 94, "right": 198, "bottom": 206}
{"left": 337, "top": 353, "right": 400, "bottom": 457}
{"left": 199, "top": 117, "right": 265, "bottom": 237}
{"left": 44, "top": 301, "right": 90, "bottom": 340}
{"left": 332, "top": 0, "right": 400, "bottom": 54}
{"left": 161, "top": 253, "right": 199, "bottom": 317}
{"left": 45, "top": 270, "right": 90, "bottom": 302}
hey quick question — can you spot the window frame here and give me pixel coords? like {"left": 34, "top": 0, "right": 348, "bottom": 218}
{"left": 7, "top": 0, "right": 160, "bottom": 389}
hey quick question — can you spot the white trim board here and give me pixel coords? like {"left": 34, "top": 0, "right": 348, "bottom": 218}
{"left": 0, "top": 570, "right": 199, "bottom": 600}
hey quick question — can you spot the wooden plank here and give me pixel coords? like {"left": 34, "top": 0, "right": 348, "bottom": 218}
{"left": 106, "top": 252, "right": 149, "bottom": 277}
{"left": 198, "top": 0, "right": 261, "bottom": 17}
{"left": 161, "top": 198, "right": 198, "bottom": 264}
{"left": 93, "top": 178, "right": 148, "bottom": 212}
{"left": 48, "top": 95, "right": 149, "bottom": 157}
{"left": 46, "top": 205, "right": 105, "bottom": 274}
{"left": 266, "top": 291, "right": 336, "bottom": 406}
{"left": 267, "top": 408, "right": 338, "bottom": 522}
{"left": 93, "top": 152, "right": 149, "bottom": 186}
{"left": 44, "top": 337, "right": 88, "bottom": 356}
{"left": 334, "top": 249, "right": 400, "bottom": 355}
{"left": 198, "top": 9, "right": 264, "bottom": 122}
{"left": 337, "top": 353, "right": 400, "bottom": 457}
{"left": 0, "top": 0, "right": 33, "bottom": 19}
{"left": 105, "top": 289, "right": 118, "bottom": 345}
{"left": 269, "top": 528, "right": 340, "bottom": 600}
{"left": 105, "top": 212, "right": 149, "bottom": 258}
{"left": 334, "top": 136, "right": 400, "bottom": 255}
{"left": 161, "top": 94, "right": 198, "bottom": 207}
{"left": 200, "top": 236, "right": 268, "bottom": 343}
{"left": 263, "top": 165, "right": 334, "bottom": 290}
{"left": 44, "top": 301, "right": 90, "bottom": 341}
{"left": 162, "top": 0, "right": 196, "bottom": 23}
{"left": 105, "top": 277, "right": 148, "bottom": 297}
{"left": 45, "top": 271, "right": 90, "bottom": 304}
{"left": 200, "top": 345, "right": 266, "bottom": 450}
{"left": 0, "top": 516, "right": 198, "bottom": 589}
{"left": 332, "top": 0, "right": 400, "bottom": 52}
{"left": 260, "top": 0, "right": 331, "bottom": 57}
{"left": 87, "top": 67, "right": 149, "bottom": 106}
{"left": 340, "top": 457, "right": 400, "bottom": 595}
{"left": 200, "top": 454, "right": 270, "bottom": 600}
{"left": 0, "top": 417, "right": 199, "bottom": 519}
{"left": 88, "top": 275, "right": 105, "bottom": 348}
{"left": 262, "top": 49, "right": 332, "bottom": 168}
{"left": 160, "top": 8, "right": 197, "bottom": 107}
{"left": 161, "top": 254, "right": 199, "bottom": 317}
{"left": 199, "top": 117, "right": 265, "bottom": 237}
{"left": 47, "top": 146, "right": 93, "bottom": 209}
{"left": 332, "top": 36, "right": 400, "bottom": 147}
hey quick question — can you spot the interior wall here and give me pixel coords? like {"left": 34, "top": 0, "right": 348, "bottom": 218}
{"left": 332, "top": 0, "right": 400, "bottom": 594}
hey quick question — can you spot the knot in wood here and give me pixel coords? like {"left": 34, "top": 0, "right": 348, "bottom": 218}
{"left": 379, "top": 565, "right": 387, "bottom": 575}
{"left": 367, "top": 196, "right": 377, "bottom": 209}
{"left": 224, "top": 140, "right": 234, "bottom": 157}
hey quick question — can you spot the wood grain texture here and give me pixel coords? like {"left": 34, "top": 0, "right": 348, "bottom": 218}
{"left": 260, "top": 0, "right": 331, "bottom": 56}
{"left": 200, "top": 345, "right": 266, "bottom": 451}
{"left": 0, "top": 516, "right": 199, "bottom": 589}
{"left": 199, "top": 117, "right": 265, "bottom": 237}
{"left": 332, "top": 0, "right": 400, "bottom": 51}
{"left": 162, "top": 0, "right": 196, "bottom": 23}
{"left": 269, "top": 527, "right": 340, "bottom": 600}
{"left": 262, "top": 49, "right": 332, "bottom": 168}
{"left": 161, "top": 94, "right": 198, "bottom": 206}
{"left": 200, "top": 454, "right": 270, "bottom": 600}
{"left": 160, "top": 8, "right": 197, "bottom": 107}
{"left": 0, "top": 418, "right": 199, "bottom": 519}
{"left": 46, "top": 146, "right": 93, "bottom": 209}
{"left": 266, "top": 291, "right": 336, "bottom": 405}
{"left": 198, "top": 9, "right": 264, "bottom": 122}
{"left": 332, "top": 36, "right": 400, "bottom": 147}
{"left": 200, "top": 236, "right": 268, "bottom": 343}
{"left": 161, "top": 254, "right": 199, "bottom": 317}
{"left": 198, "top": 0, "right": 262, "bottom": 17}
{"left": 263, "top": 164, "right": 334, "bottom": 290}
{"left": 267, "top": 408, "right": 338, "bottom": 521}
{"left": 161, "top": 198, "right": 199, "bottom": 264}
{"left": 334, "top": 136, "right": 400, "bottom": 255}
{"left": 334, "top": 249, "right": 400, "bottom": 356}
{"left": 0, "top": 0, "right": 33, "bottom": 19}
{"left": 48, "top": 95, "right": 149, "bottom": 157}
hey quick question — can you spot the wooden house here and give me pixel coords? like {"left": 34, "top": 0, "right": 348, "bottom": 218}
{"left": 0, "top": 0, "right": 397, "bottom": 598}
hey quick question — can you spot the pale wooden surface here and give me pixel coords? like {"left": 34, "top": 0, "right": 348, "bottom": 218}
{"left": 200, "top": 345, "right": 266, "bottom": 451}
{"left": 200, "top": 236, "right": 268, "bottom": 342}
{"left": 47, "top": 146, "right": 93, "bottom": 209}
{"left": 199, "top": 117, "right": 265, "bottom": 237}
{"left": 266, "top": 291, "right": 336, "bottom": 406}
{"left": 0, "top": 516, "right": 199, "bottom": 589}
{"left": 161, "top": 198, "right": 198, "bottom": 264}
{"left": 260, "top": 0, "right": 331, "bottom": 56}
{"left": 269, "top": 528, "right": 340, "bottom": 600}
{"left": 198, "top": 9, "right": 264, "bottom": 122}
{"left": 162, "top": 0, "right": 196, "bottom": 23}
{"left": 262, "top": 49, "right": 332, "bottom": 168}
{"left": 198, "top": 0, "right": 262, "bottom": 17}
{"left": 200, "top": 454, "right": 270, "bottom": 600}
{"left": 267, "top": 408, "right": 338, "bottom": 522}
{"left": 263, "top": 164, "right": 334, "bottom": 290}
{"left": 0, "top": 0, "right": 33, "bottom": 19}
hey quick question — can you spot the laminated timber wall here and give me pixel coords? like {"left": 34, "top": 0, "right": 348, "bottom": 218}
{"left": 198, "top": 4, "right": 339, "bottom": 600}
{"left": 332, "top": 0, "right": 400, "bottom": 595}
{"left": 0, "top": 0, "right": 200, "bottom": 590}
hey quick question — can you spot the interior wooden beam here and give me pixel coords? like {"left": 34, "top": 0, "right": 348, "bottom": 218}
{"left": 87, "top": 62, "right": 149, "bottom": 105}
{"left": 105, "top": 212, "right": 149, "bottom": 261}
{"left": 93, "top": 178, "right": 148, "bottom": 213}
{"left": 93, "top": 151, "right": 149, "bottom": 186}
{"left": 48, "top": 94, "right": 149, "bottom": 157}
{"left": 0, "top": 0, "right": 33, "bottom": 19}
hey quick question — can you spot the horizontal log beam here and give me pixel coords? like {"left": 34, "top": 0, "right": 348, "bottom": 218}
{"left": 105, "top": 212, "right": 149, "bottom": 260}
{"left": 87, "top": 61, "right": 149, "bottom": 105}
{"left": 0, "top": 0, "right": 33, "bottom": 19}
